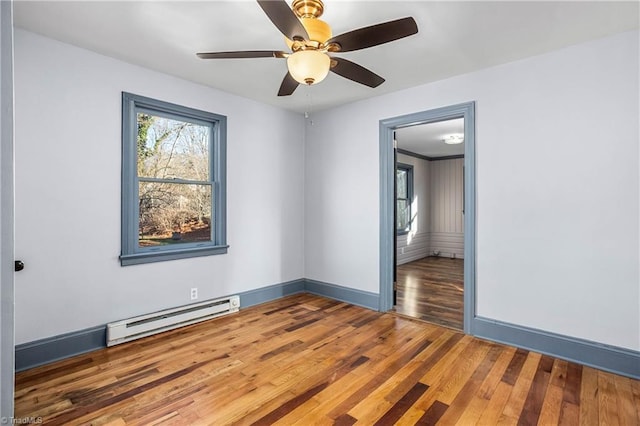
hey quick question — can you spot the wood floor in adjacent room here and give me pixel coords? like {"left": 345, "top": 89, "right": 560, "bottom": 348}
{"left": 15, "top": 294, "right": 639, "bottom": 425}
{"left": 395, "top": 257, "right": 464, "bottom": 330}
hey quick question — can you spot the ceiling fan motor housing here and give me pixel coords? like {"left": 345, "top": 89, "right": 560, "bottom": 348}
{"left": 285, "top": 18, "right": 332, "bottom": 50}
{"left": 286, "top": 0, "right": 332, "bottom": 50}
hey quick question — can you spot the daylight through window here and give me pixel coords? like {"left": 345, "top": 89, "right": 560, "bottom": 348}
{"left": 396, "top": 163, "right": 413, "bottom": 234}
{"left": 121, "top": 93, "right": 227, "bottom": 265}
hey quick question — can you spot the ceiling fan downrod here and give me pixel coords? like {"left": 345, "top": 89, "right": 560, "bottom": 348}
{"left": 291, "top": 0, "right": 325, "bottom": 19}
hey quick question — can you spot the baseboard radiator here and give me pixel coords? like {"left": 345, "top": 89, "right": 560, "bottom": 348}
{"left": 106, "top": 295, "right": 240, "bottom": 346}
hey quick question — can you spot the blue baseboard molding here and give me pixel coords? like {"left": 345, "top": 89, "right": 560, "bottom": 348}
{"left": 18, "top": 281, "right": 636, "bottom": 380}
{"left": 15, "top": 325, "right": 106, "bottom": 372}
{"left": 304, "top": 279, "right": 379, "bottom": 310}
{"left": 14, "top": 279, "right": 307, "bottom": 371}
{"left": 239, "top": 278, "right": 306, "bottom": 308}
{"left": 473, "top": 316, "right": 640, "bottom": 380}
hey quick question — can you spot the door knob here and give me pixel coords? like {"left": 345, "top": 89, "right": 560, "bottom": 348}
{"left": 15, "top": 260, "right": 24, "bottom": 272}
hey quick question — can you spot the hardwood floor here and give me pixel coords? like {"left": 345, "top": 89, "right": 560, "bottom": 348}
{"left": 396, "top": 257, "right": 464, "bottom": 330}
{"left": 15, "top": 294, "right": 639, "bottom": 425}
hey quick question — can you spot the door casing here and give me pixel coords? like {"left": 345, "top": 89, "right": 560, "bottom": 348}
{"left": 379, "top": 102, "right": 476, "bottom": 333}
{"left": 1, "top": 0, "right": 15, "bottom": 417}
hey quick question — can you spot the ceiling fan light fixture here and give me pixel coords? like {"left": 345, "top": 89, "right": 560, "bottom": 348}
{"left": 197, "top": 0, "right": 419, "bottom": 96}
{"left": 287, "top": 50, "right": 330, "bottom": 85}
{"left": 443, "top": 134, "right": 464, "bottom": 145}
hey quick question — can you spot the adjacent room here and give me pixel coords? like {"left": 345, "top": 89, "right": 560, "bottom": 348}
{"left": 394, "top": 118, "right": 465, "bottom": 330}
{"left": 1, "top": 0, "right": 638, "bottom": 423}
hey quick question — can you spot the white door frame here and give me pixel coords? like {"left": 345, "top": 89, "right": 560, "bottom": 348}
{"left": 1, "top": 0, "right": 15, "bottom": 417}
{"left": 379, "top": 102, "right": 476, "bottom": 333}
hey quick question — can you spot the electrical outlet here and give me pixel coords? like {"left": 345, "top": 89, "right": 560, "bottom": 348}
{"left": 190, "top": 287, "right": 198, "bottom": 300}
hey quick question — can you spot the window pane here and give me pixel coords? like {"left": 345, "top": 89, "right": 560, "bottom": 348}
{"left": 139, "top": 182, "right": 212, "bottom": 247}
{"left": 396, "top": 169, "right": 407, "bottom": 199}
{"left": 137, "top": 113, "right": 210, "bottom": 181}
{"left": 397, "top": 199, "right": 409, "bottom": 230}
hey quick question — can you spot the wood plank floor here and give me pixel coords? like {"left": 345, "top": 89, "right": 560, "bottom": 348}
{"left": 15, "top": 294, "right": 639, "bottom": 425}
{"left": 396, "top": 257, "right": 464, "bottom": 330}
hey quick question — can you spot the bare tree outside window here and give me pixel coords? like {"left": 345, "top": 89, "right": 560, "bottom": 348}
{"left": 137, "top": 113, "right": 213, "bottom": 247}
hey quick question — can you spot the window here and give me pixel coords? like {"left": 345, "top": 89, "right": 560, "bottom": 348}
{"left": 121, "top": 93, "right": 227, "bottom": 265}
{"left": 396, "top": 163, "right": 413, "bottom": 234}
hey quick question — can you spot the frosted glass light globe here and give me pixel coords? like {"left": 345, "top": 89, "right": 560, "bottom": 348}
{"left": 287, "top": 50, "right": 330, "bottom": 85}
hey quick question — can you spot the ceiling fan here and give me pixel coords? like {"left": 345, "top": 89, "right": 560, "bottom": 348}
{"left": 197, "top": 0, "right": 418, "bottom": 96}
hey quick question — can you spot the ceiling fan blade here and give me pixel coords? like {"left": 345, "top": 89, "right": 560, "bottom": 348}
{"left": 257, "top": 0, "right": 309, "bottom": 41}
{"left": 197, "top": 51, "right": 287, "bottom": 59}
{"left": 278, "top": 72, "right": 299, "bottom": 96}
{"left": 327, "top": 17, "right": 418, "bottom": 52}
{"left": 330, "top": 57, "right": 385, "bottom": 88}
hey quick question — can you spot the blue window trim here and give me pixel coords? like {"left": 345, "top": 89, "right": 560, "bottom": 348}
{"left": 120, "top": 92, "right": 228, "bottom": 266}
{"left": 396, "top": 162, "right": 413, "bottom": 235}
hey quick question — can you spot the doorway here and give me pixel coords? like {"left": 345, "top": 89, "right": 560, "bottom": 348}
{"left": 394, "top": 118, "right": 465, "bottom": 330}
{"left": 379, "top": 102, "right": 475, "bottom": 334}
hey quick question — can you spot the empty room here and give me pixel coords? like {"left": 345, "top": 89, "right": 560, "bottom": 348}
{"left": 394, "top": 118, "right": 466, "bottom": 330}
{"left": 1, "top": 0, "right": 638, "bottom": 424}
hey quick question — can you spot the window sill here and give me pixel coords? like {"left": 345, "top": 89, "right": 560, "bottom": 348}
{"left": 120, "top": 245, "right": 229, "bottom": 266}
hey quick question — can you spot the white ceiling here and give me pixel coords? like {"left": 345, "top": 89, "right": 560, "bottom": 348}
{"left": 13, "top": 1, "right": 639, "bottom": 114}
{"left": 396, "top": 118, "right": 464, "bottom": 158}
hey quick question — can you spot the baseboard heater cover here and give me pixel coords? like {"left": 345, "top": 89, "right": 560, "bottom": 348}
{"left": 107, "top": 295, "right": 240, "bottom": 346}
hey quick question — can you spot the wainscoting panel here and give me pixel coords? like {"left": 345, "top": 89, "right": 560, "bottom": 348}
{"left": 428, "top": 231, "right": 464, "bottom": 259}
{"left": 429, "top": 158, "right": 464, "bottom": 235}
{"left": 397, "top": 232, "right": 430, "bottom": 264}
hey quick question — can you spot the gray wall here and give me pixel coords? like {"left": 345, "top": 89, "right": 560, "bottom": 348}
{"left": 13, "top": 30, "right": 306, "bottom": 344}
{"left": 305, "top": 30, "right": 639, "bottom": 351}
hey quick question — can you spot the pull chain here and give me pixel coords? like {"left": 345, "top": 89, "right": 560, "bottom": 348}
{"left": 304, "top": 86, "right": 314, "bottom": 126}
